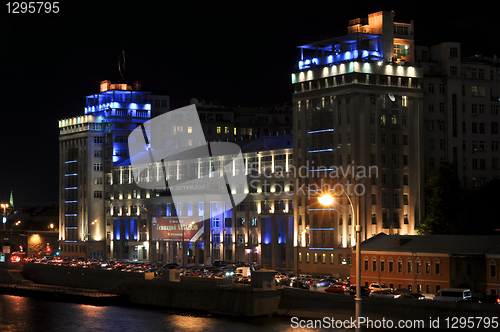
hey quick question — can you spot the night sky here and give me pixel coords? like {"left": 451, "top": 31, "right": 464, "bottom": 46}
{"left": 0, "top": 1, "right": 498, "bottom": 207}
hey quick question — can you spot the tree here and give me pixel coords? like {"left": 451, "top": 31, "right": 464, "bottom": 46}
{"left": 460, "top": 179, "right": 500, "bottom": 235}
{"left": 418, "top": 163, "right": 462, "bottom": 235}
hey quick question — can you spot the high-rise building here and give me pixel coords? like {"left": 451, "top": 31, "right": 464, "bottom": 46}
{"left": 415, "top": 43, "right": 500, "bottom": 188}
{"left": 58, "top": 81, "right": 293, "bottom": 264}
{"left": 292, "top": 11, "right": 424, "bottom": 277}
{"left": 58, "top": 80, "right": 169, "bottom": 259}
{"left": 108, "top": 134, "right": 294, "bottom": 268}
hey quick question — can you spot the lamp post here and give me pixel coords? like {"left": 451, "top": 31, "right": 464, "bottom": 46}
{"left": 412, "top": 252, "right": 417, "bottom": 293}
{"left": 1, "top": 203, "right": 8, "bottom": 231}
{"left": 319, "top": 192, "right": 362, "bottom": 332}
{"left": 223, "top": 228, "right": 226, "bottom": 262}
{"left": 182, "top": 221, "right": 195, "bottom": 269}
{"left": 296, "top": 226, "right": 308, "bottom": 285}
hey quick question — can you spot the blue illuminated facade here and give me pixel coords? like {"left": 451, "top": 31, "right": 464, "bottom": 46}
{"left": 292, "top": 11, "right": 423, "bottom": 278}
{"left": 58, "top": 80, "right": 170, "bottom": 260}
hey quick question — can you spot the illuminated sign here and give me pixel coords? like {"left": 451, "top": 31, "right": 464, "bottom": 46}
{"left": 151, "top": 217, "right": 203, "bottom": 242}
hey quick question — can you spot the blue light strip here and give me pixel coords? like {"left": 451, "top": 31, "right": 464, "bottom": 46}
{"left": 308, "top": 149, "right": 333, "bottom": 153}
{"left": 65, "top": 160, "right": 77, "bottom": 164}
{"left": 65, "top": 241, "right": 78, "bottom": 243}
{"left": 308, "top": 247, "right": 335, "bottom": 250}
{"left": 309, "top": 168, "right": 335, "bottom": 172}
{"left": 298, "top": 50, "right": 382, "bottom": 69}
{"left": 65, "top": 201, "right": 77, "bottom": 203}
{"left": 308, "top": 228, "right": 334, "bottom": 231}
{"left": 65, "top": 227, "right": 78, "bottom": 229}
{"left": 65, "top": 173, "right": 78, "bottom": 177}
{"left": 65, "top": 214, "right": 77, "bottom": 217}
{"left": 308, "top": 208, "right": 335, "bottom": 211}
{"left": 308, "top": 129, "right": 334, "bottom": 134}
{"left": 65, "top": 187, "right": 78, "bottom": 190}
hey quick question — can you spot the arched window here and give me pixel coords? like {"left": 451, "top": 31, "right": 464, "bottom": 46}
{"left": 490, "top": 260, "right": 497, "bottom": 279}
{"left": 425, "top": 258, "right": 432, "bottom": 274}
{"left": 380, "top": 257, "right": 386, "bottom": 273}
{"left": 372, "top": 256, "right": 378, "bottom": 272}
{"left": 434, "top": 258, "right": 441, "bottom": 275}
{"left": 397, "top": 257, "right": 403, "bottom": 273}
{"left": 388, "top": 257, "right": 394, "bottom": 273}
{"left": 364, "top": 256, "right": 369, "bottom": 271}
{"left": 407, "top": 257, "right": 413, "bottom": 274}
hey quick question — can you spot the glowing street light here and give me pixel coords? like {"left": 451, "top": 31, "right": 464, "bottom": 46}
{"left": 1, "top": 203, "right": 8, "bottom": 231}
{"left": 319, "top": 192, "right": 362, "bottom": 332}
{"left": 318, "top": 195, "right": 334, "bottom": 206}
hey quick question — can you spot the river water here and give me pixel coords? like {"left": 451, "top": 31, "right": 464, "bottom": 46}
{"left": 0, "top": 294, "right": 333, "bottom": 332}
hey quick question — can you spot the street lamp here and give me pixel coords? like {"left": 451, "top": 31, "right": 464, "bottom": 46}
{"left": 1, "top": 203, "right": 8, "bottom": 231}
{"left": 319, "top": 192, "right": 362, "bottom": 332}
{"left": 296, "top": 226, "right": 309, "bottom": 285}
{"left": 223, "top": 228, "right": 226, "bottom": 262}
{"left": 182, "top": 221, "right": 195, "bottom": 269}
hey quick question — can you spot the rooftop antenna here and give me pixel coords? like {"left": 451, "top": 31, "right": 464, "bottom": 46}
{"left": 118, "top": 50, "right": 126, "bottom": 83}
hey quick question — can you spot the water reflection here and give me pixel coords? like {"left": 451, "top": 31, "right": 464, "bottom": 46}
{"left": 0, "top": 295, "right": 332, "bottom": 332}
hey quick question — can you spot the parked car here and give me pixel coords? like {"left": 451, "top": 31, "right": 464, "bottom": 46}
{"left": 482, "top": 295, "right": 500, "bottom": 304}
{"left": 393, "top": 288, "right": 411, "bottom": 298}
{"left": 291, "top": 280, "right": 310, "bottom": 290}
{"left": 165, "top": 263, "right": 180, "bottom": 269}
{"left": 369, "top": 290, "right": 393, "bottom": 298}
{"left": 349, "top": 285, "right": 370, "bottom": 296}
{"left": 213, "top": 261, "right": 227, "bottom": 268}
{"left": 369, "top": 282, "right": 392, "bottom": 292}
{"left": 433, "top": 288, "right": 471, "bottom": 302}
{"left": 314, "top": 279, "right": 331, "bottom": 287}
{"left": 325, "top": 284, "right": 346, "bottom": 294}
{"left": 395, "top": 292, "right": 425, "bottom": 300}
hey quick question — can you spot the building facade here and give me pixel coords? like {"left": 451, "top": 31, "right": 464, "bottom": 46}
{"left": 58, "top": 81, "right": 294, "bottom": 265}
{"left": 415, "top": 43, "right": 500, "bottom": 188}
{"left": 107, "top": 135, "right": 295, "bottom": 269}
{"left": 486, "top": 242, "right": 500, "bottom": 296}
{"left": 351, "top": 233, "right": 500, "bottom": 296}
{"left": 58, "top": 80, "right": 170, "bottom": 259}
{"left": 292, "top": 11, "right": 424, "bottom": 278}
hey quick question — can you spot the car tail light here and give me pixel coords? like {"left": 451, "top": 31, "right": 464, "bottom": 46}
{"left": 497, "top": 298, "right": 500, "bottom": 304}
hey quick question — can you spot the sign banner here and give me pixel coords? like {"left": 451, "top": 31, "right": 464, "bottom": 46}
{"left": 152, "top": 217, "right": 203, "bottom": 242}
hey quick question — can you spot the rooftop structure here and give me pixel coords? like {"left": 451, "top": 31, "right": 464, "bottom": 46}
{"left": 297, "top": 11, "right": 414, "bottom": 71}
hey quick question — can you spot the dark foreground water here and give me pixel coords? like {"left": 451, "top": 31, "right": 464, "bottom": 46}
{"left": 0, "top": 294, "right": 453, "bottom": 331}
{"left": 0, "top": 294, "right": 331, "bottom": 332}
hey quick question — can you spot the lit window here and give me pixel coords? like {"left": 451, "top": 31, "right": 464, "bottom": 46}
{"left": 187, "top": 126, "right": 192, "bottom": 133}
{"left": 217, "top": 127, "right": 221, "bottom": 134}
